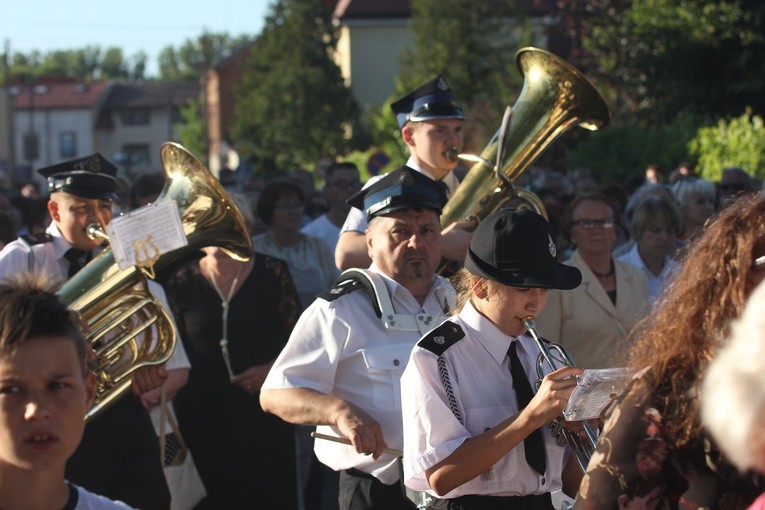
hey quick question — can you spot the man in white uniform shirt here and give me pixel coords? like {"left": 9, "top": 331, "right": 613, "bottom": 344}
{"left": 335, "top": 75, "right": 474, "bottom": 270}
{"left": 261, "top": 167, "right": 455, "bottom": 510}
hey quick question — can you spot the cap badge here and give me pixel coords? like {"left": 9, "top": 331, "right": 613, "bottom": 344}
{"left": 437, "top": 77, "right": 448, "bottom": 91}
{"left": 548, "top": 234, "right": 557, "bottom": 258}
{"left": 73, "top": 156, "right": 100, "bottom": 173}
{"left": 433, "top": 336, "right": 445, "bottom": 345}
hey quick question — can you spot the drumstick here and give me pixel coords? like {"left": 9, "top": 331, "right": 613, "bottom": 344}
{"left": 310, "top": 431, "right": 403, "bottom": 457}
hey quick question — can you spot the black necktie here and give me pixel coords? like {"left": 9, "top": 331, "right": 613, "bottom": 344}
{"left": 64, "top": 248, "right": 89, "bottom": 278}
{"left": 508, "top": 341, "right": 546, "bottom": 475}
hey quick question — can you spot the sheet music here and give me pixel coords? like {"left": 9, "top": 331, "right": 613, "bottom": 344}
{"left": 107, "top": 199, "right": 187, "bottom": 271}
{"left": 563, "top": 367, "right": 631, "bottom": 421}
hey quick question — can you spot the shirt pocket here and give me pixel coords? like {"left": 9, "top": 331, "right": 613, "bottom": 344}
{"left": 359, "top": 343, "right": 412, "bottom": 412}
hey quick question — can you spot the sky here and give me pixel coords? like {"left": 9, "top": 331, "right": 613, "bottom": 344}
{"left": 2, "top": 1, "right": 274, "bottom": 76}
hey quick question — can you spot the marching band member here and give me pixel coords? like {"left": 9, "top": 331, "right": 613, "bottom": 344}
{"left": 261, "top": 167, "right": 455, "bottom": 510}
{"left": 401, "top": 208, "right": 585, "bottom": 510}
{"left": 335, "top": 75, "right": 473, "bottom": 270}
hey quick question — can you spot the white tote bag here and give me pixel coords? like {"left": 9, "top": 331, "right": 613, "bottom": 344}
{"left": 155, "top": 386, "right": 207, "bottom": 510}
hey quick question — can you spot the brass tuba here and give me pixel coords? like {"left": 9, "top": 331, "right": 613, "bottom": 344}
{"left": 58, "top": 142, "right": 253, "bottom": 421}
{"left": 440, "top": 47, "right": 610, "bottom": 229}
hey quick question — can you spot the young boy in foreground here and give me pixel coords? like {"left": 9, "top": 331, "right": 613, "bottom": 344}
{"left": 0, "top": 279, "right": 132, "bottom": 510}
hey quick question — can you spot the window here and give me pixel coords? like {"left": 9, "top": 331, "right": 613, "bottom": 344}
{"left": 59, "top": 132, "right": 77, "bottom": 159}
{"left": 23, "top": 132, "right": 39, "bottom": 161}
{"left": 122, "top": 144, "right": 150, "bottom": 167}
{"left": 120, "top": 108, "right": 150, "bottom": 126}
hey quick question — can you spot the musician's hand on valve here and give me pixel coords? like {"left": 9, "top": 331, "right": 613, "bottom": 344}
{"left": 334, "top": 402, "right": 388, "bottom": 460}
{"left": 131, "top": 364, "right": 168, "bottom": 395}
{"left": 524, "top": 366, "right": 583, "bottom": 428}
{"left": 440, "top": 220, "right": 475, "bottom": 261}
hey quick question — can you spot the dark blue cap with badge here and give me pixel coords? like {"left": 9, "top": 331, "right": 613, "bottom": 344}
{"left": 346, "top": 166, "right": 447, "bottom": 221}
{"left": 391, "top": 75, "right": 465, "bottom": 129}
{"left": 37, "top": 153, "right": 118, "bottom": 200}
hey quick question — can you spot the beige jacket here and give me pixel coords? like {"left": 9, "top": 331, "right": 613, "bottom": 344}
{"left": 535, "top": 249, "right": 649, "bottom": 369}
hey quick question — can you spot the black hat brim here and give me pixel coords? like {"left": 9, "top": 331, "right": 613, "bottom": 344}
{"left": 465, "top": 246, "right": 582, "bottom": 290}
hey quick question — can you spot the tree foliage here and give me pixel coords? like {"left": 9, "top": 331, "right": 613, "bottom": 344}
{"left": 559, "top": 0, "right": 765, "bottom": 124}
{"left": 229, "top": 0, "right": 364, "bottom": 177}
{"left": 4, "top": 46, "right": 148, "bottom": 82}
{"left": 566, "top": 115, "right": 701, "bottom": 182}
{"left": 176, "top": 97, "right": 208, "bottom": 165}
{"left": 689, "top": 108, "right": 765, "bottom": 180}
{"left": 157, "top": 32, "right": 253, "bottom": 81}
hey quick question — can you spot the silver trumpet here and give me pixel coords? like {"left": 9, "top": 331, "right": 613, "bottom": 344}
{"left": 520, "top": 315, "right": 598, "bottom": 472}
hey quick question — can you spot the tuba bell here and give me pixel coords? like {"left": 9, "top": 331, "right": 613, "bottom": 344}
{"left": 58, "top": 142, "right": 253, "bottom": 421}
{"left": 440, "top": 47, "right": 610, "bottom": 230}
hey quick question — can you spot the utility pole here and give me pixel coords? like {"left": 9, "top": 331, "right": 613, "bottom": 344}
{"left": 3, "top": 39, "right": 16, "bottom": 190}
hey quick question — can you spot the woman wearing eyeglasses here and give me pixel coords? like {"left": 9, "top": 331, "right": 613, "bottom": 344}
{"left": 536, "top": 192, "right": 649, "bottom": 369}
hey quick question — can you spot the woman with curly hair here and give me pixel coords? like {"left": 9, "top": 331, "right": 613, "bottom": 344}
{"left": 574, "top": 192, "right": 765, "bottom": 509}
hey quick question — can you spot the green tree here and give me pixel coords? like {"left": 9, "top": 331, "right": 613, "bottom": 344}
{"left": 158, "top": 32, "right": 253, "bottom": 81}
{"left": 689, "top": 108, "right": 765, "bottom": 180}
{"left": 176, "top": 97, "right": 208, "bottom": 164}
{"left": 560, "top": 0, "right": 765, "bottom": 124}
{"left": 230, "top": 0, "right": 364, "bottom": 177}
{"left": 101, "top": 48, "right": 129, "bottom": 80}
{"left": 4, "top": 46, "right": 151, "bottom": 82}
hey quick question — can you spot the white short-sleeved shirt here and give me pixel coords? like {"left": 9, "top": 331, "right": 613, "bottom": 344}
{"left": 340, "top": 158, "right": 460, "bottom": 235}
{"left": 401, "top": 300, "right": 567, "bottom": 498}
{"left": 0, "top": 222, "right": 73, "bottom": 286}
{"left": 262, "top": 263, "right": 454, "bottom": 484}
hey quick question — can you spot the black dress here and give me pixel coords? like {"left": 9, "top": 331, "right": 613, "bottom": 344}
{"left": 167, "top": 253, "right": 301, "bottom": 509}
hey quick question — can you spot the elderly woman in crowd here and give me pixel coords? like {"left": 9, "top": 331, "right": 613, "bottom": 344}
{"left": 617, "top": 193, "right": 682, "bottom": 304}
{"left": 670, "top": 176, "right": 716, "bottom": 242}
{"left": 574, "top": 192, "right": 765, "bottom": 509}
{"left": 536, "top": 192, "right": 649, "bottom": 369}
{"left": 253, "top": 178, "right": 337, "bottom": 310}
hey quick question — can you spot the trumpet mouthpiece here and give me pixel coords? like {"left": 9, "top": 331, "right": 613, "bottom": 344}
{"left": 445, "top": 148, "right": 460, "bottom": 163}
{"left": 86, "top": 223, "right": 109, "bottom": 241}
{"left": 520, "top": 315, "right": 536, "bottom": 330}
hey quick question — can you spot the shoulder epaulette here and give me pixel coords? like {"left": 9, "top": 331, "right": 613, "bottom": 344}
{"left": 318, "top": 277, "right": 365, "bottom": 302}
{"left": 317, "top": 269, "right": 383, "bottom": 317}
{"left": 418, "top": 321, "right": 465, "bottom": 356}
{"left": 20, "top": 233, "right": 53, "bottom": 246}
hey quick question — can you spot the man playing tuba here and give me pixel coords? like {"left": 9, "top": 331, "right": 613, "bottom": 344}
{"left": 335, "top": 75, "right": 475, "bottom": 270}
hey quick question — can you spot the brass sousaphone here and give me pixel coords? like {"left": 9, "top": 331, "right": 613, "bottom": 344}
{"left": 58, "top": 142, "right": 253, "bottom": 420}
{"left": 440, "top": 47, "right": 610, "bottom": 230}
